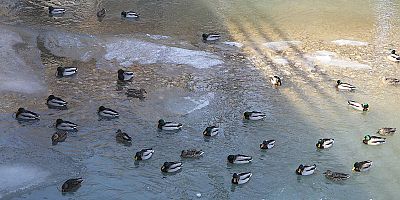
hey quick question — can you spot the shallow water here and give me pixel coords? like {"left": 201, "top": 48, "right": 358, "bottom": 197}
{"left": 1, "top": 0, "right": 400, "bottom": 200}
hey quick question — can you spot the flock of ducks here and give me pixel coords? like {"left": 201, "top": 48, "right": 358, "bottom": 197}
{"left": 13, "top": 4, "right": 399, "bottom": 193}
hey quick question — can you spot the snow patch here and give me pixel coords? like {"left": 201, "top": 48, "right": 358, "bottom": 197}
{"left": 331, "top": 39, "right": 368, "bottom": 46}
{"left": 223, "top": 42, "right": 243, "bottom": 48}
{"left": 264, "top": 41, "right": 301, "bottom": 51}
{"left": 272, "top": 57, "right": 289, "bottom": 65}
{"left": 305, "top": 51, "right": 371, "bottom": 70}
{"left": 183, "top": 93, "right": 214, "bottom": 114}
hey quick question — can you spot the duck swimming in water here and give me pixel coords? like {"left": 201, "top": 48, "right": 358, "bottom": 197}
{"left": 52, "top": 132, "right": 67, "bottom": 145}
{"left": 134, "top": 148, "right": 154, "bottom": 160}
{"left": 296, "top": 164, "right": 317, "bottom": 176}
{"left": 56, "top": 119, "right": 78, "bottom": 131}
{"left": 316, "top": 138, "right": 334, "bottom": 149}
{"left": 202, "top": 33, "right": 220, "bottom": 42}
{"left": 161, "top": 162, "right": 182, "bottom": 173}
{"left": 158, "top": 119, "right": 182, "bottom": 131}
{"left": 260, "top": 140, "right": 275, "bottom": 149}
{"left": 49, "top": 6, "right": 65, "bottom": 15}
{"left": 203, "top": 126, "right": 219, "bottom": 137}
{"left": 118, "top": 69, "right": 134, "bottom": 81}
{"left": 116, "top": 129, "right": 132, "bottom": 144}
{"left": 352, "top": 160, "right": 373, "bottom": 172}
{"left": 57, "top": 67, "right": 77, "bottom": 77}
{"left": 387, "top": 49, "right": 400, "bottom": 62}
{"left": 270, "top": 75, "right": 282, "bottom": 86}
{"left": 98, "top": 106, "right": 119, "bottom": 118}
{"left": 46, "top": 95, "right": 67, "bottom": 109}
{"left": 121, "top": 11, "right": 139, "bottom": 18}
{"left": 348, "top": 100, "right": 369, "bottom": 111}
{"left": 363, "top": 135, "right": 386, "bottom": 145}
{"left": 231, "top": 172, "right": 252, "bottom": 185}
{"left": 382, "top": 77, "right": 400, "bottom": 85}
{"left": 180, "top": 149, "right": 204, "bottom": 158}
{"left": 227, "top": 154, "right": 252, "bottom": 164}
{"left": 61, "top": 178, "right": 83, "bottom": 192}
{"left": 243, "top": 111, "right": 266, "bottom": 120}
{"left": 323, "top": 170, "right": 350, "bottom": 181}
{"left": 377, "top": 127, "right": 396, "bottom": 136}
{"left": 15, "top": 108, "right": 39, "bottom": 120}
{"left": 336, "top": 80, "right": 356, "bottom": 91}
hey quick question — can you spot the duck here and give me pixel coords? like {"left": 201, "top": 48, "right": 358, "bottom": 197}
{"left": 51, "top": 132, "right": 67, "bottom": 145}
{"left": 116, "top": 129, "right": 132, "bottom": 144}
{"left": 98, "top": 106, "right": 119, "bottom": 118}
{"left": 316, "top": 138, "right": 334, "bottom": 149}
{"left": 270, "top": 76, "right": 282, "bottom": 86}
{"left": 57, "top": 67, "right": 77, "bottom": 77}
{"left": 202, "top": 33, "right": 220, "bottom": 42}
{"left": 203, "top": 126, "right": 219, "bottom": 137}
{"left": 323, "top": 170, "right": 350, "bottom": 181}
{"left": 260, "top": 139, "right": 275, "bottom": 149}
{"left": 126, "top": 88, "right": 146, "bottom": 99}
{"left": 363, "top": 135, "right": 386, "bottom": 145}
{"left": 46, "top": 95, "right": 67, "bottom": 108}
{"left": 161, "top": 162, "right": 182, "bottom": 173}
{"left": 296, "top": 164, "right": 317, "bottom": 176}
{"left": 336, "top": 80, "right": 356, "bottom": 91}
{"left": 118, "top": 69, "right": 134, "bottom": 81}
{"left": 348, "top": 100, "right": 369, "bottom": 111}
{"left": 243, "top": 111, "right": 266, "bottom": 120}
{"left": 15, "top": 108, "right": 40, "bottom": 120}
{"left": 134, "top": 148, "right": 154, "bottom": 160}
{"left": 180, "top": 149, "right": 204, "bottom": 158}
{"left": 48, "top": 6, "right": 65, "bottom": 15}
{"left": 158, "top": 119, "right": 182, "bottom": 131}
{"left": 97, "top": 8, "right": 106, "bottom": 18}
{"left": 231, "top": 172, "right": 252, "bottom": 185}
{"left": 352, "top": 160, "right": 373, "bottom": 172}
{"left": 377, "top": 127, "right": 396, "bottom": 136}
{"left": 227, "top": 154, "right": 252, "bottom": 164}
{"left": 56, "top": 119, "right": 78, "bottom": 131}
{"left": 61, "top": 178, "right": 83, "bottom": 192}
{"left": 382, "top": 77, "right": 400, "bottom": 85}
{"left": 121, "top": 11, "right": 139, "bottom": 18}
{"left": 387, "top": 49, "right": 400, "bottom": 62}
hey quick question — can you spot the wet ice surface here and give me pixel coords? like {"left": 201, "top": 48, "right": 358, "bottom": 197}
{"left": 263, "top": 41, "right": 302, "bottom": 51}
{"left": 305, "top": 51, "right": 371, "bottom": 70}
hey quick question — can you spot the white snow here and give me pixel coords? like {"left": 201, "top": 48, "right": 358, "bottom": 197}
{"left": 305, "top": 51, "right": 371, "bottom": 70}
{"left": 264, "top": 41, "right": 301, "bottom": 51}
{"left": 223, "top": 41, "right": 243, "bottom": 48}
{"left": 331, "top": 39, "right": 368, "bottom": 46}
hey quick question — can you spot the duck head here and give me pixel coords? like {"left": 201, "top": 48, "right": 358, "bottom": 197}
{"left": 231, "top": 173, "right": 239, "bottom": 184}
{"left": 56, "top": 118, "right": 63, "bottom": 125}
{"left": 362, "top": 104, "right": 369, "bottom": 111}
{"left": 243, "top": 112, "right": 250, "bottom": 119}
{"left": 336, "top": 80, "right": 342, "bottom": 85}
{"left": 57, "top": 67, "right": 64, "bottom": 76}
{"left": 158, "top": 119, "right": 165, "bottom": 125}
{"left": 17, "top": 107, "right": 25, "bottom": 113}
{"left": 47, "top": 95, "right": 56, "bottom": 100}
{"left": 227, "top": 155, "right": 235, "bottom": 163}
{"left": 98, "top": 106, "right": 106, "bottom": 111}
{"left": 391, "top": 49, "right": 396, "bottom": 54}
{"left": 352, "top": 162, "right": 361, "bottom": 172}
{"left": 134, "top": 152, "right": 142, "bottom": 160}
{"left": 202, "top": 34, "right": 208, "bottom": 40}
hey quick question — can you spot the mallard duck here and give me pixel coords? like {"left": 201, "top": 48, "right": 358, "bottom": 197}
{"left": 203, "top": 126, "right": 219, "bottom": 137}
{"left": 352, "top": 160, "right": 373, "bottom": 172}
{"left": 158, "top": 119, "right": 182, "bottom": 131}
{"left": 227, "top": 154, "right": 252, "bottom": 164}
{"left": 46, "top": 95, "right": 67, "bottom": 108}
{"left": 260, "top": 139, "right": 275, "bottom": 149}
{"left": 161, "top": 162, "right": 182, "bottom": 173}
{"left": 243, "top": 111, "right": 266, "bottom": 120}
{"left": 49, "top": 6, "right": 65, "bottom": 15}
{"left": 296, "top": 164, "right": 317, "bottom": 176}
{"left": 382, "top": 77, "right": 400, "bottom": 85}
{"left": 52, "top": 132, "right": 67, "bottom": 145}
{"left": 116, "top": 129, "right": 132, "bottom": 143}
{"left": 15, "top": 108, "right": 39, "bottom": 120}
{"left": 377, "top": 127, "right": 396, "bottom": 136}
{"left": 316, "top": 138, "right": 334, "bottom": 149}
{"left": 270, "top": 76, "right": 282, "bottom": 86}
{"left": 323, "top": 170, "right": 350, "bottom": 181}
{"left": 61, "top": 178, "right": 83, "bottom": 192}
{"left": 98, "top": 106, "right": 119, "bottom": 118}
{"left": 202, "top": 33, "right": 220, "bottom": 41}
{"left": 57, "top": 67, "right": 77, "bottom": 77}
{"left": 56, "top": 119, "right": 78, "bottom": 131}
{"left": 121, "top": 11, "right": 139, "bottom": 18}
{"left": 387, "top": 50, "right": 400, "bottom": 62}
{"left": 348, "top": 100, "right": 369, "bottom": 111}
{"left": 97, "top": 8, "right": 106, "bottom": 18}
{"left": 363, "top": 135, "right": 386, "bottom": 145}
{"left": 336, "top": 80, "right": 356, "bottom": 91}
{"left": 181, "top": 149, "right": 204, "bottom": 158}
{"left": 126, "top": 88, "right": 146, "bottom": 99}
{"left": 118, "top": 69, "right": 134, "bottom": 81}
{"left": 134, "top": 148, "right": 154, "bottom": 160}
{"left": 231, "top": 172, "right": 252, "bottom": 185}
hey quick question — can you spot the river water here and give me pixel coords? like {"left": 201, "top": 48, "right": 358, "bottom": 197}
{"left": 0, "top": 0, "right": 400, "bottom": 199}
